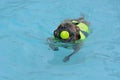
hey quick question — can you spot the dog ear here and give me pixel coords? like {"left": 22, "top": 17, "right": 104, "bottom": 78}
{"left": 58, "top": 24, "right": 62, "bottom": 29}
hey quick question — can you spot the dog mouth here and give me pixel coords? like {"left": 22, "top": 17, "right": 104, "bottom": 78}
{"left": 53, "top": 24, "right": 76, "bottom": 42}
{"left": 54, "top": 31, "right": 74, "bottom": 42}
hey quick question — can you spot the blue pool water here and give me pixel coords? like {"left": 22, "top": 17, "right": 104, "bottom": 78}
{"left": 0, "top": 0, "right": 120, "bottom": 80}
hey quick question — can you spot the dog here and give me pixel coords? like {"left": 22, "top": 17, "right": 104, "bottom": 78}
{"left": 47, "top": 16, "right": 90, "bottom": 62}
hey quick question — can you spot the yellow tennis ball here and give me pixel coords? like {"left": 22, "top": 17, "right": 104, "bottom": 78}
{"left": 60, "top": 31, "right": 69, "bottom": 39}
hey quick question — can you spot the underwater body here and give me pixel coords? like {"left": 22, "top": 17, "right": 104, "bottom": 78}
{"left": 0, "top": 0, "right": 120, "bottom": 80}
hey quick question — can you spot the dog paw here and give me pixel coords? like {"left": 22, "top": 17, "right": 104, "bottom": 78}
{"left": 53, "top": 47, "right": 59, "bottom": 51}
{"left": 63, "top": 56, "right": 70, "bottom": 62}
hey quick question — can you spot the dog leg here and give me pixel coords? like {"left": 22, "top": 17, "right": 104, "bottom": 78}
{"left": 47, "top": 38, "right": 59, "bottom": 51}
{"left": 63, "top": 43, "right": 82, "bottom": 62}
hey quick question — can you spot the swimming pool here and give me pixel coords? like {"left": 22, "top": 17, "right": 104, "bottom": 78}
{"left": 0, "top": 0, "right": 120, "bottom": 80}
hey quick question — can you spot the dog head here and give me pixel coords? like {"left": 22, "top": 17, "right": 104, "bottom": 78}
{"left": 54, "top": 22, "right": 80, "bottom": 42}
